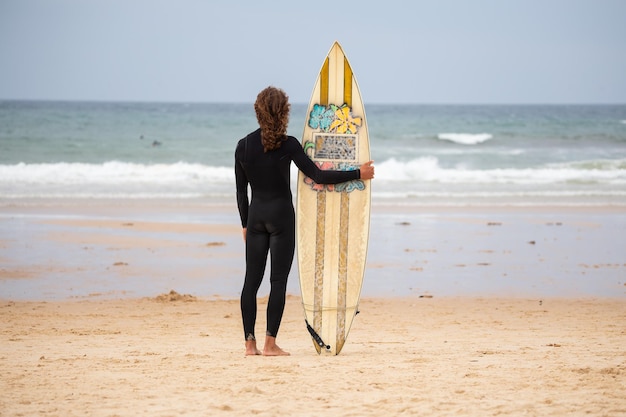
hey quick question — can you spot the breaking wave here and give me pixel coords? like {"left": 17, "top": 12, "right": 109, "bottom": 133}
{"left": 436, "top": 133, "right": 493, "bottom": 145}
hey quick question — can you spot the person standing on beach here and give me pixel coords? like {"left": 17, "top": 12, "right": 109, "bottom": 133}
{"left": 235, "top": 86, "right": 374, "bottom": 356}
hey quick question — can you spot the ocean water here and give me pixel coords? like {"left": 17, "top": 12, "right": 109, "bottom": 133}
{"left": 1, "top": 101, "right": 625, "bottom": 206}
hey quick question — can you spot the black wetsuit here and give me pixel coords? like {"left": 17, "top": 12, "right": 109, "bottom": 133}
{"left": 235, "top": 129, "right": 359, "bottom": 340}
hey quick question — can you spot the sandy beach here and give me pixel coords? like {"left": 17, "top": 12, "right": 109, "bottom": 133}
{"left": 2, "top": 295, "right": 625, "bottom": 416}
{"left": 1, "top": 199, "right": 625, "bottom": 416}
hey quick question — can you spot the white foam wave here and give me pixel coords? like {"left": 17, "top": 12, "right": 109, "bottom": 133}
{"left": 375, "top": 157, "right": 626, "bottom": 185}
{"left": 437, "top": 133, "right": 493, "bottom": 145}
{"left": 0, "top": 161, "right": 233, "bottom": 185}
{"left": 0, "top": 161, "right": 233, "bottom": 199}
{"left": 1, "top": 159, "right": 625, "bottom": 200}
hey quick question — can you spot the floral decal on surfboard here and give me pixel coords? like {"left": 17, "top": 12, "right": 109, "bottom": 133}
{"left": 308, "top": 104, "right": 362, "bottom": 134}
{"left": 304, "top": 103, "right": 365, "bottom": 192}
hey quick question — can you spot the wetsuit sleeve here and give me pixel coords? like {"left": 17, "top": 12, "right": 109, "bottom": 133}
{"left": 235, "top": 139, "right": 249, "bottom": 228}
{"left": 288, "top": 137, "right": 360, "bottom": 184}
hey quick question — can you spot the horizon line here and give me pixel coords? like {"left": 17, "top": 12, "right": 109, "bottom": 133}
{"left": 2, "top": 98, "right": 625, "bottom": 106}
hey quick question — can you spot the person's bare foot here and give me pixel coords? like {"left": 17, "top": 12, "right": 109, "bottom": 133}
{"left": 263, "top": 336, "right": 290, "bottom": 356}
{"left": 245, "top": 340, "right": 262, "bottom": 356}
{"left": 263, "top": 346, "right": 290, "bottom": 356}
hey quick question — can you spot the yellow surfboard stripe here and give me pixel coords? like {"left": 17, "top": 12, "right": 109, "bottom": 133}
{"left": 320, "top": 57, "right": 329, "bottom": 106}
{"left": 313, "top": 191, "right": 326, "bottom": 353}
{"left": 336, "top": 57, "right": 353, "bottom": 352}
{"left": 336, "top": 191, "right": 350, "bottom": 352}
{"left": 343, "top": 57, "right": 352, "bottom": 108}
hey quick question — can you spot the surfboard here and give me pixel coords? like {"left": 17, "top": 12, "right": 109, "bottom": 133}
{"left": 296, "top": 42, "right": 371, "bottom": 355}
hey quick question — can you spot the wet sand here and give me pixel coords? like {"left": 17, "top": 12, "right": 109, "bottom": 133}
{"left": 1, "top": 199, "right": 625, "bottom": 300}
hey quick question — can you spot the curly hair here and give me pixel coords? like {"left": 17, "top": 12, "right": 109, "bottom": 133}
{"left": 254, "top": 86, "right": 291, "bottom": 152}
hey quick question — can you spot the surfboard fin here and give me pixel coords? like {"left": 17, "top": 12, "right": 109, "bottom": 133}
{"left": 305, "top": 319, "right": 330, "bottom": 351}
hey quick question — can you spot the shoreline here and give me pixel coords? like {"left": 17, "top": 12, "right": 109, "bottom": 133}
{"left": 3, "top": 195, "right": 626, "bottom": 210}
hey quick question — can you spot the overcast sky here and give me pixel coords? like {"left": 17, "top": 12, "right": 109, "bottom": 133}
{"left": 1, "top": 0, "right": 625, "bottom": 104}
